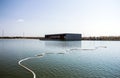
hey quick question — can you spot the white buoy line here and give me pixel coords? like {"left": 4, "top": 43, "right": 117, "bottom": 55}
{"left": 69, "top": 46, "right": 107, "bottom": 51}
{"left": 18, "top": 46, "right": 107, "bottom": 78}
{"left": 18, "top": 57, "right": 36, "bottom": 78}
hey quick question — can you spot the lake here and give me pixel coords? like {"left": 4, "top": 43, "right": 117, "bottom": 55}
{"left": 0, "top": 39, "right": 120, "bottom": 78}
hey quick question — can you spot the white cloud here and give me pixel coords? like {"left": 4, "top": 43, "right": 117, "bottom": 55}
{"left": 17, "top": 19, "right": 24, "bottom": 22}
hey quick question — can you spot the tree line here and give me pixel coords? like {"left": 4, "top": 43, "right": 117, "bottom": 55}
{"left": 82, "top": 36, "right": 120, "bottom": 40}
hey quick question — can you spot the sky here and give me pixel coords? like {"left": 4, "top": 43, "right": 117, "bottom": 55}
{"left": 0, "top": 0, "right": 120, "bottom": 37}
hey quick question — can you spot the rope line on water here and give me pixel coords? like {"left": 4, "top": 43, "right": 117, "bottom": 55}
{"left": 69, "top": 46, "right": 107, "bottom": 51}
{"left": 18, "top": 56, "right": 44, "bottom": 78}
{"left": 18, "top": 46, "right": 107, "bottom": 78}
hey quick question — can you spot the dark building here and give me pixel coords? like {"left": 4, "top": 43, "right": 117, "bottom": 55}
{"left": 45, "top": 33, "right": 82, "bottom": 41}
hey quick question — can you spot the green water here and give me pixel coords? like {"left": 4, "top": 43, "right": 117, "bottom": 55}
{"left": 0, "top": 39, "right": 120, "bottom": 78}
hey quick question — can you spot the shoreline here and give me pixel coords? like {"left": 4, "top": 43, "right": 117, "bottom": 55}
{"left": 0, "top": 36, "right": 120, "bottom": 41}
{"left": 0, "top": 36, "right": 44, "bottom": 39}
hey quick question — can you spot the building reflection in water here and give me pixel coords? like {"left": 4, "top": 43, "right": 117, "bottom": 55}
{"left": 44, "top": 41, "right": 81, "bottom": 53}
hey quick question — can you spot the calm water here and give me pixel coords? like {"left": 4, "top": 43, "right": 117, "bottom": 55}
{"left": 0, "top": 39, "right": 120, "bottom": 78}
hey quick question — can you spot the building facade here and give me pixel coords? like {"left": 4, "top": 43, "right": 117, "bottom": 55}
{"left": 45, "top": 33, "right": 82, "bottom": 41}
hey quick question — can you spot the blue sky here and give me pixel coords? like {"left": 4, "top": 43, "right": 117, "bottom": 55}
{"left": 0, "top": 0, "right": 120, "bottom": 37}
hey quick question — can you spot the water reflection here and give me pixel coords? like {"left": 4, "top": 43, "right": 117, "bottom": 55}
{"left": 45, "top": 41, "right": 81, "bottom": 48}
{"left": 44, "top": 41, "right": 81, "bottom": 53}
{"left": 45, "top": 41, "right": 81, "bottom": 47}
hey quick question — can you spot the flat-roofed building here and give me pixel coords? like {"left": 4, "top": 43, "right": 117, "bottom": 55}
{"left": 45, "top": 33, "right": 82, "bottom": 41}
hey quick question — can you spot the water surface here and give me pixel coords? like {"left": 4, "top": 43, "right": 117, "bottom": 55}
{"left": 0, "top": 39, "right": 120, "bottom": 78}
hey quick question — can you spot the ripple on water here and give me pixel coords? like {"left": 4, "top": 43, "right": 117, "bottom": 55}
{"left": 19, "top": 45, "right": 120, "bottom": 78}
